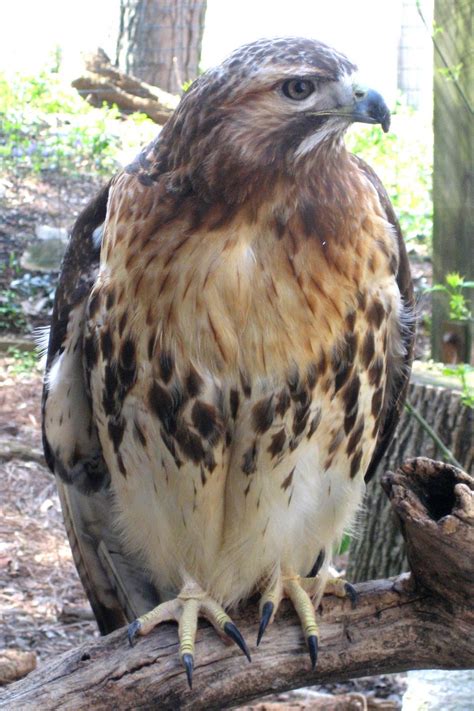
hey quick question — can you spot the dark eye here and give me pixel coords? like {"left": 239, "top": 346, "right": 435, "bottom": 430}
{"left": 281, "top": 79, "right": 315, "bottom": 101}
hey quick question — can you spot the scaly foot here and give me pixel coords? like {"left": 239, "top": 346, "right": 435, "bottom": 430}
{"left": 257, "top": 573, "right": 319, "bottom": 669}
{"left": 128, "top": 580, "right": 251, "bottom": 688}
{"left": 323, "top": 575, "right": 358, "bottom": 607}
{"left": 257, "top": 572, "right": 358, "bottom": 669}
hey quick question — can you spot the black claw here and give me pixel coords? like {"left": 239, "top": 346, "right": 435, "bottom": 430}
{"left": 307, "top": 634, "right": 319, "bottom": 671}
{"left": 257, "top": 601, "right": 274, "bottom": 646}
{"left": 224, "top": 621, "right": 252, "bottom": 662}
{"left": 127, "top": 619, "right": 141, "bottom": 647}
{"left": 182, "top": 653, "right": 194, "bottom": 689}
{"left": 308, "top": 548, "right": 325, "bottom": 578}
{"left": 344, "top": 582, "right": 358, "bottom": 608}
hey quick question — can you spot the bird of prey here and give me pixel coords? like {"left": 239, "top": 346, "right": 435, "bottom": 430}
{"left": 42, "top": 37, "right": 414, "bottom": 685}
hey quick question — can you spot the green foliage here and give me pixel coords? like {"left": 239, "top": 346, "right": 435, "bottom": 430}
{"left": 181, "top": 79, "right": 194, "bottom": 93}
{"left": 5, "top": 346, "right": 38, "bottom": 375}
{"left": 346, "top": 99, "right": 432, "bottom": 252}
{"left": 426, "top": 272, "right": 474, "bottom": 322}
{"left": 442, "top": 363, "right": 474, "bottom": 408}
{"left": 337, "top": 533, "right": 351, "bottom": 556}
{"left": 437, "top": 63, "right": 464, "bottom": 83}
{"left": 1, "top": 251, "right": 22, "bottom": 276}
{"left": 425, "top": 273, "right": 474, "bottom": 408}
{"left": 0, "top": 289, "right": 26, "bottom": 331}
{"left": 0, "top": 70, "right": 126, "bottom": 177}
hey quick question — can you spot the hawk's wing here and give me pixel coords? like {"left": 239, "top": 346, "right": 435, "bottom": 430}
{"left": 42, "top": 182, "right": 159, "bottom": 633}
{"left": 353, "top": 156, "right": 415, "bottom": 482}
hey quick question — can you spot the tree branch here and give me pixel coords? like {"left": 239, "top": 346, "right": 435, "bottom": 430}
{"left": 1, "top": 458, "right": 473, "bottom": 709}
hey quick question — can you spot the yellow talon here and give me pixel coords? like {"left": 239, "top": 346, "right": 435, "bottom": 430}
{"left": 127, "top": 579, "right": 251, "bottom": 688}
{"left": 284, "top": 577, "right": 319, "bottom": 639}
{"left": 324, "top": 576, "right": 358, "bottom": 606}
{"left": 179, "top": 598, "right": 199, "bottom": 658}
{"left": 324, "top": 576, "right": 347, "bottom": 597}
{"left": 258, "top": 571, "right": 320, "bottom": 669}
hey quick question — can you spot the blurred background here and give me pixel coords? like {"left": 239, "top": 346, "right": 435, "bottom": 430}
{"left": 0, "top": 1, "right": 472, "bottom": 708}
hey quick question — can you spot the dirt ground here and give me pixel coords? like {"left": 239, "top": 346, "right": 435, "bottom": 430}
{"left": 0, "top": 358, "right": 99, "bottom": 662}
{"left": 1, "top": 172, "right": 103, "bottom": 666}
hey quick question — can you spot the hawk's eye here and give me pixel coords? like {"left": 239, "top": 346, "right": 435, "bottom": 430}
{"left": 282, "top": 79, "right": 315, "bottom": 101}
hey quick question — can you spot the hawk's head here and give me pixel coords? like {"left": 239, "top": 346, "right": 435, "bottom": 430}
{"left": 142, "top": 38, "right": 390, "bottom": 203}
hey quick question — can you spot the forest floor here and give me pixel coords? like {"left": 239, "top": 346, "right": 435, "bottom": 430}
{"left": 0, "top": 360, "right": 99, "bottom": 661}
{"left": 0, "top": 170, "right": 416, "bottom": 706}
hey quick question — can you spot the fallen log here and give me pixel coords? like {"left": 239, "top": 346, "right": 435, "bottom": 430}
{"left": 0, "top": 437, "right": 45, "bottom": 465}
{"left": 1, "top": 458, "right": 472, "bottom": 710}
{"left": 72, "top": 48, "right": 179, "bottom": 124}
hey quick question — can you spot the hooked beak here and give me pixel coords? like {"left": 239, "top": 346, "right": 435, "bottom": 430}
{"left": 350, "top": 86, "right": 391, "bottom": 133}
{"left": 308, "top": 85, "right": 391, "bottom": 133}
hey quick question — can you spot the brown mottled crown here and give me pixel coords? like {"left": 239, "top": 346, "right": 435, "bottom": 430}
{"left": 219, "top": 37, "right": 356, "bottom": 85}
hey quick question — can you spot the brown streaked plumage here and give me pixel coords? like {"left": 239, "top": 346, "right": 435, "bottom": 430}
{"left": 42, "top": 37, "right": 414, "bottom": 680}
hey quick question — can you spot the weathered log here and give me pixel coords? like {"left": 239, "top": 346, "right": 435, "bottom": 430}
{"left": 1, "top": 458, "right": 472, "bottom": 710}
{"left": 347, "top": 367, "right": 473, "bottom": 582}
{"left": 0, "top": 438, "right": 45, "bottom": 465}
{"left": 72, "top": 48, "right": 179, "bottom": 124}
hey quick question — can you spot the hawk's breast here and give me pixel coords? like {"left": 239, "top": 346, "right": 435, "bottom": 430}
{"left": 85, "top": 172, "right": 404, "bottom": 603}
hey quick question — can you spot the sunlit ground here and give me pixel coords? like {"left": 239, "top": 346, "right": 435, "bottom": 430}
{"left": 403, "top": 669, "right": 474, "bottom": 711}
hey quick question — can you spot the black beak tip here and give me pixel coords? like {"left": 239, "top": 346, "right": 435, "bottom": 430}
{"left": 381, "top": 111, "right": 391, "bottom": 133}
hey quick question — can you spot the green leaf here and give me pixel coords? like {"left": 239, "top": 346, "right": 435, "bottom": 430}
{"left": 424, "top": 284, "right": 448, "bottom": 293}
{"left": 445, "top": 272, "right": 463, "bottom": 288}
{"left": 338, "top": 533, "right": 351, "bottom": 555}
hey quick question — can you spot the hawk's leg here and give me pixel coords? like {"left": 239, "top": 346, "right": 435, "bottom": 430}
{"left": 257, "top": 572, "right": 358, "bottom": 669}
{"left": 258, "top": 573, "right": 320, "bottom": 669}
{"left": 127, "top": 579, "right": 251, "bottom": 688}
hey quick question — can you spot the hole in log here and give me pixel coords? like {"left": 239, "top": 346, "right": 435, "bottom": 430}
{"left": 81, "top": 652, "right": 91, "bottom": 662}
{"left": 415, "top": 467, "right": 457, "bottom": 520}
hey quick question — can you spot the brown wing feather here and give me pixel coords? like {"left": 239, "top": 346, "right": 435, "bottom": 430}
{"left": 42, "top": 181, "right": 160, "bottom": 633}
{"left": 353, "top": 156, "right": 415, "bottom": 482}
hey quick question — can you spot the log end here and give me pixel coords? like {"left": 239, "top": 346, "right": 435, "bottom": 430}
{"left": 382, "top": 457, "right": 474, "bottom": 602}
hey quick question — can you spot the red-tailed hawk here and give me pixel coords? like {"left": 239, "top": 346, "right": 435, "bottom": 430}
{"left": 42, "top": 37, "right": 414, "bottom": 686}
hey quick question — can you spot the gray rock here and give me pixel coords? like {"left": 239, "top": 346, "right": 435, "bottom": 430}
{"left": 21, "top": 239, "right": 66, "bottom": 272}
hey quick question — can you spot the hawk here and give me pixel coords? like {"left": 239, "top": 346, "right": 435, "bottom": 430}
{"left": 42, "top": 37, "right": 414, "bottom": 685}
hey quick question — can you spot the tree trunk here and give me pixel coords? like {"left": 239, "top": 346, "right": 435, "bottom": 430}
{"left": 115, "top": 0, "right": 207, "bottom": 94}
{"left": 432, "top": 0, "right": 473, "bottom": 363}
{"left": 1, "top": 459, "right": 473, "bottom": 710}
{"left": 347, "top": 371, "right": 473, "bottom": 582}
